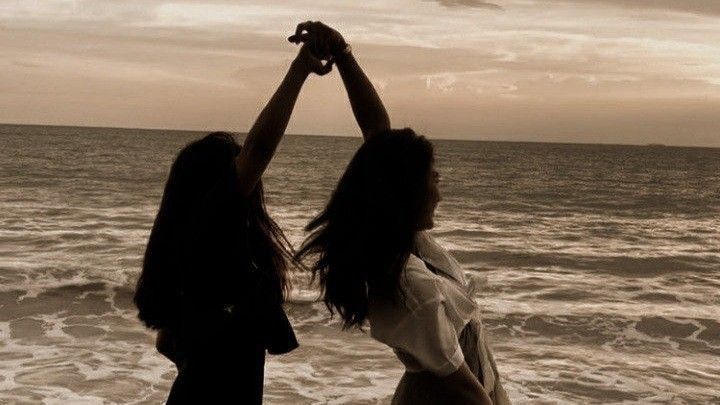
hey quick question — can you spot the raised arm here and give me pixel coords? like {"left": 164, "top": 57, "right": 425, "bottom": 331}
{"left": 234, "top": 44, "right": 332, "bottom": 197}
{"left": 289, "top": 22, "right": 390, "bottom": 141}
{"left": 335, "top": 50, "right": 391, "bottom": 141}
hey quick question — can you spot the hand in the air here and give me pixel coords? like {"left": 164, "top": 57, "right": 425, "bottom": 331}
{"left": 288, "top": 21, "right": 347, "bottom": 62}
{"left": 293, "top": 43, "right": 334, "bottom": 76}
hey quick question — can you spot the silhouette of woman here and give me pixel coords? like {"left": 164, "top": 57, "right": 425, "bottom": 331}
{"left": 134, "top": 43, "right": 332, "bottom": 404}
{"left": 292, "top": 22, "right": 511, "bottom": 405}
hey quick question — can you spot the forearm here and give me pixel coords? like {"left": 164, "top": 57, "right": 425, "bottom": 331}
{"left": 442, "top": 363, "right": 493, "bottom": 405}
{"left": 452, "top": 387, "right": 493, "bottom": 405}
{"left": 234, "top": 61, "right": 309, "bottom": 195}
{"left": 247, "top": 62, "right": 308, "bottom": 149}
{"left": 336, "top": 52, "right": 391, "bottom": 140}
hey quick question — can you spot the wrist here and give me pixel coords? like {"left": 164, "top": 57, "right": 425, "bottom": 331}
{"left": 332, "top": 43, "right": 352, "bottom": 63}
{"left": 333, "top": 45, "right": 354, "bottom": 68}
{"left": 289, "top": 58, "right": 312, "bottom": 78}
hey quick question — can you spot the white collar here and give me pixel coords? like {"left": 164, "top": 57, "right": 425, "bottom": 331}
{"left": 413, "top": 231, "right": 467, "bottom": 285}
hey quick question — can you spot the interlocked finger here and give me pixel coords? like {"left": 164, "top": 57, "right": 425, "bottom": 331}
{"left": 295, "top": 21, "right": 313, "bottom": 38}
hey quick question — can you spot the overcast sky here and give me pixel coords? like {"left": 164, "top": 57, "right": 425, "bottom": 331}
{"left": 1, "top": 0, "right": 719, "bottom": 146}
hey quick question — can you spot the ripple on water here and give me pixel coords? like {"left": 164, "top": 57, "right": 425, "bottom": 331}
{"left": 635, "top": 316, "right": 698, "bottom": 339}
{"left": 2, "top": 128, "right": 720, "bottom": 403}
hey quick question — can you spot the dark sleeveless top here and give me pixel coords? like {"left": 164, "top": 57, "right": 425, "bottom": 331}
{"left": 178, "top": 172, "right": 298, "bottom": 356}
{"left": 164, "top": 173, "right": 297, "bottom": 403}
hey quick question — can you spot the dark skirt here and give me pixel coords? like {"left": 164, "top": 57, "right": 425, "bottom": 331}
{"left": 391, "top": 322, "right": 499, "bottom": 405}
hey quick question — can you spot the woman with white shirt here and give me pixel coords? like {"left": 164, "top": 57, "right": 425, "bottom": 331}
{"left": 292, "top": 22, "right": 511, "bottom": 404}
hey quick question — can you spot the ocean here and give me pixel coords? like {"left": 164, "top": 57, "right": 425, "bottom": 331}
{"left": 1, "top": 124, "right": 718, "bottom": 404}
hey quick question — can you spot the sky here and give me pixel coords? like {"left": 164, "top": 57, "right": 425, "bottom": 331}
{"left": 1, "top": 0, "right": 719, "bottom": 146}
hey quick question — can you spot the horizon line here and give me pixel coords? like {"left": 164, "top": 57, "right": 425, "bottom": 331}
{"left": 1, "top": 121, "right": 718, "bottom": 150}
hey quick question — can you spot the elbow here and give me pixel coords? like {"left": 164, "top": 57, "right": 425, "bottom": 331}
{"left": 376, "top": 115, "right": 392, "bottom": 134}
{"left": 243, "top": 135, "right": 276, "bottom": 160}
{"left": 364, "top": 122, "right": 391, "bottom": 140}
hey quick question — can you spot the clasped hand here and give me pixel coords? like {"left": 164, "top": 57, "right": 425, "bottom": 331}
{"left": 290, "top": 21, "right": 347, "bottom": 76}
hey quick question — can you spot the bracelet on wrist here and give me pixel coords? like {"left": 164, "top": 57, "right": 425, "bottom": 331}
{"left": 333, "top": 43, "right": 352, "bottom": 62}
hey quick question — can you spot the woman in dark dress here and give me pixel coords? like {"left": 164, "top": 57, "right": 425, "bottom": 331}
{"left": 133, "top": 43, "right": 332, "bottom": 403}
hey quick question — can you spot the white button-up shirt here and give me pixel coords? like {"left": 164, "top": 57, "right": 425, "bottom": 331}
{"left": 368, "top": 231, "right": 509, "bottom": 402}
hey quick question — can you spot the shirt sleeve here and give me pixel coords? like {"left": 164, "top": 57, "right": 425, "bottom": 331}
{"left": 386, "top": 298, "right": 465, "bottom": 376}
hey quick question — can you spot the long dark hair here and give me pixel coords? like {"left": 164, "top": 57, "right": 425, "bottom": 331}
{"left": 134, "top": 132, "right": 294, "bottom": 330}
{"left": 295, "top": 128, "right": 434, "bottom": 329}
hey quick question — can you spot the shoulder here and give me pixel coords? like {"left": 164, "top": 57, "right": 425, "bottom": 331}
{"left": 414, "top": 231, "right": 467, "bottom": 284}
{"left": 367, "top": 254, "right": 443, "bottom": 320}
{"left": 367, "top": 255, "right": 444, "bottom": 342}
{"left": 399, "top": 254, "right": 445, "bottom": 311}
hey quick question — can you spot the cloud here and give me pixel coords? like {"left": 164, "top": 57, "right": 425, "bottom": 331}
{"left": 546, "top": 0, "right": 720, "bottom": 16}
{"left": 426, "top": 73, "right": 457, "bottom": 92}
{"left": 429, "top": 0, "right": 503, "bottom": 10}
{"left": 2, "top": 0, "right": 719, "bottom": 146}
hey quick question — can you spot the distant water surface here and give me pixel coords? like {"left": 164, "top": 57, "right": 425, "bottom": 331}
{"left": 1, "top": 124, "right": 719, "bottom": 403}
